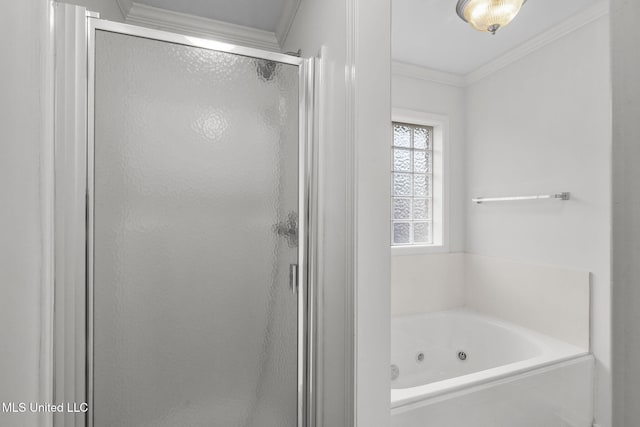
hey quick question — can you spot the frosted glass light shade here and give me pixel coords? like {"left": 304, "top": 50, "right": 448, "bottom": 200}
{"left": 456, "top": 0, "right": 526, "bottom": 34}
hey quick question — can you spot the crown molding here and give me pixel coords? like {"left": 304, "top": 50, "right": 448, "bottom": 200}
{"left": 125, "top": 2, "right": 281, "bottom": 52}
{"left": 275, "top": 0, "right": 301, "bottom": 47}
{"left": 392, "top": 61, "right": 466, "bottom": 88}
{"left": 466, "top": 0, "right": 610, "bottom": 84}
{"left": 394, "top": 0, "right": 610, "bottom": 87}
{"left": 115, "top": 0, "right": 133, "bottom": 21}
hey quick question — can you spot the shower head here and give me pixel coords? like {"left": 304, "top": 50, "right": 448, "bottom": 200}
{"left": 255, "top": 59, "right": 278, "bottom": 81}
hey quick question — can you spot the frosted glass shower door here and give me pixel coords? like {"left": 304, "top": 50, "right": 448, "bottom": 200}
{"left": 91, "top": 28, "right": 302, "bottom": 427}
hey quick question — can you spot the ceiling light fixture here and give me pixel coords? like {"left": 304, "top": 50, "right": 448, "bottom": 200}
{"left": 456, "top": 0, "right": 527, "bottom": 35}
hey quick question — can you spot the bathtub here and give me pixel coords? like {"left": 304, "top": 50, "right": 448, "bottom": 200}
{"left": 391, "top": 309, "right": 594, "bottom": 427}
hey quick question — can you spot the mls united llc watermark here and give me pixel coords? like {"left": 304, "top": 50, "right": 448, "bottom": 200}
{"left": 2, "top": 402, "right": 88, "bottom": 414}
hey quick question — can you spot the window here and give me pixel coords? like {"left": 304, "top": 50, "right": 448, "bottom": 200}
{"left": 392, "top": 122, "right": 434, "bottom": 246}
{"left": 390, "top": 111, "right": 447, "bottom": 253}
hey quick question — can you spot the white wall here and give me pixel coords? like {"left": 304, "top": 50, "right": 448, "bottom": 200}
{"left": 465, "top": 16, "right": 611, "bottom": 427}
{"left": 284, "top": 0, "right": 391, "bottom": 426}
{"left": 391, "top": 254, "right": 465, "bottom": 316}
{"left": 0, "top": 1, "right": 52, "bottom": 427}
{"left": 392, "top": 73, "right": 466, "bottom": 252}
{"left": 465, "top": 254, "right": 590, "bottom": 350}
{"left": 391, "top": 253, "right": 590, "bottom": 350}
{"left": 611, "top": 0, "right": 640, "bottom": 425}
{"left": 353, "top": 2, "right": 392, "bottom": 427}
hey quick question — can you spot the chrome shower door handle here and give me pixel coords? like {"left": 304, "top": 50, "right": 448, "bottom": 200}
{"left": 289, "top": 263, "right": 298, "bottom": 294}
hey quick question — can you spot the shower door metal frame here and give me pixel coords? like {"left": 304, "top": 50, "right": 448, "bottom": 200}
{"left": 83, "top": 16, "right": 315, "bottom": 427}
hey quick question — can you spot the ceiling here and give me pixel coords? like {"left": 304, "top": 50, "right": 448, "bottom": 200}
{"left": 135, "top": 0, "right": 602, "bottom": 75}
{"left": 392, "top": 0, "right": 603, "bottom": 75}
{"left": 137, "top": 0, "right": 287, "bottom": 32}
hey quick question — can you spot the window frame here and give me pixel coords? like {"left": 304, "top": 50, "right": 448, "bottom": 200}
{"left": 391, "top": 109, "right": 450, "bottom": 256}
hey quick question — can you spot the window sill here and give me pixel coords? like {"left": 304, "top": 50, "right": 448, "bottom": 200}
{"left": 391, "top": 244, "right": 449, "bottom": 256}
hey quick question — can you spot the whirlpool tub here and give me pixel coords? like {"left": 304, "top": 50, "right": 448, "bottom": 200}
{"left": 391, "top": 309, "right": 594, "bottom": 427}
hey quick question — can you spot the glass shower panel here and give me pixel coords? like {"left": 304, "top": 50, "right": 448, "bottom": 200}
{"left": 93, "top": 30, "right": 299, "bottom": 427}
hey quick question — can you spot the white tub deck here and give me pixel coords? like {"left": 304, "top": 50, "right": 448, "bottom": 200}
{"left": 391, "top": 309, "right": 593, "bottom": 427}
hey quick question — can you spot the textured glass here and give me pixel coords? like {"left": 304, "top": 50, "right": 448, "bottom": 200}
{"left": 393, "top": 124, "right": 411, "bottom": 147}
{"left": 413, "top": 150, "right": 432, "bottom": 174}
{"left": 413, "top": 222, "right": 433, "bottom": 244}
{"left": 413, "top": 127, "right": 432, "bottom": 150}
{"left": 393, "top": 148, "right": 411, "bottom": 172}
{"left": 391, "top": 122, "right": 435, "bottom": 246}
{"left": 393, "top": 222, "right": 411, "bottom": 245}
{"left": 413, "top": 198, "right": 432, "bottom": 220}
{"left": 393, "top": 198, "right": 411, "bottom": 220}
{"left": 393, "top": 173, "right": 412, "bottom": 196}
{"left": 93, "top": 31, "right": 299, "bottom": 427}
{"left": 413, "top": 174, "right": 432, "bottom": 197}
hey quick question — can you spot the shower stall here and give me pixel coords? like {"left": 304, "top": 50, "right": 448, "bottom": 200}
{"left": 53, "top": 4, "right": 315, "bottom": 427}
